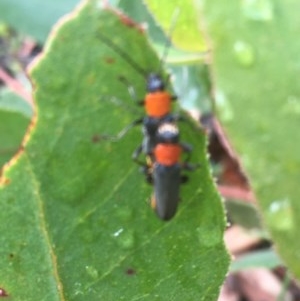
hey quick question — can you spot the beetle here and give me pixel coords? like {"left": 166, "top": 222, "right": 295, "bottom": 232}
{"left": 135, "top": 122, "right": 199, "bottom": 221}
{"left": 97, "top": 32, "right": 180, "bottom": 157}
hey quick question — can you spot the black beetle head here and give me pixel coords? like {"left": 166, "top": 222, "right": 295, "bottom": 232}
{"left": 147, "top": 73, "right": 165, "bottom": 92}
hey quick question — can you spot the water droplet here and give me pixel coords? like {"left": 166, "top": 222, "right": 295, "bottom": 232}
{"left": 120, "top": 231, "right": 135, "bottom": 249}
{"left": 242, "top": 0, "right": 273, "bottom": 21}
{"left": 233, "top": 41, "right": 255, "bottom": 67}
{"left": 266, "top": 198, "right": 294, "bottom": 231}
{"left": 196, "top": 224, "right": 222, "bottom": 247}
{"left": 112, "top": 228, "right": 135, "bottom": 249}
{"left": 282, "top": 96, "right": 300, "bottom": 116}
{"left": 44, "top": 112, "right": 54, "bottom": 120}
{"left": 215, "top": 89, "right": 234, "bottom": 122}
{"left": 85, "top": 265, "right": 99, "bottom": 279}
{"left": 74, "top": 282, "right": 83, "bottom": 296}
{"left": 96, "top": 0, "right": 105, "bottom": 10}
{"left": 113, "top": 228, "right": 124, "bottom": 237}
{"left": 196, "top": 188, "right": 203, "bottom": 195}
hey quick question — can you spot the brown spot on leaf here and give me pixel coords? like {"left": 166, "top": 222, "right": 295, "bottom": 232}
{"left": 104, "top": 5, "right": 144, "bottom": 33}
{"left": 117, "top": 13, "right": 144, "bottom": 33}
{"left": 92, "top": 134, "right": 101, "bottom": 143}
{"left": 104, "top": 57, "right": 115, "bottom": 64}
{"left": 125, "top": 268, "right": 136, "bottom": 276}
{"left": 119, "top": 15, "right": 137, "bottom": 28}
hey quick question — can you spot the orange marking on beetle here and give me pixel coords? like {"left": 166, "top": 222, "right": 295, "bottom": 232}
{"left": 154, "top": 144, "right": 182, "bottom": 166}
{"left": 144, "top": 91, "right": 172, "bottom": 118}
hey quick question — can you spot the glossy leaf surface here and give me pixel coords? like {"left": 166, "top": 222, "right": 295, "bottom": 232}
{"left": 0, "top": 0, "right": 78, "bottom": 42}
{"left": 0, "top": 110, "right": 30, "bottom": 167}
{"left": 201, "top": 0, "right": 300, "bottom": 278}
{"left": 0, "top": 2, "right": 229, "bottom": 299}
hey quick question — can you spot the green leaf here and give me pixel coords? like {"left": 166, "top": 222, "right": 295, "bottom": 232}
{"left": 201, "top": 1, "right": 300, "bottom": 278}
{"left": 0, "top": 88, "right": 33, "bottom": 118}
{"left": 226, "top": 200, "right": 262, "bottom": 230}
{"left": 0, "top": 110, "right": 30, "bottom": 167}
{"left": 144, "top": 0, "right": 207, "bottom": 52}
{"left": 116, "top": 0, "right": 207, "bottom": 63}
{"left": 115, "top": 0, "right": 209, "bottom": 117}
{"left": 113, "top": 1, "right": 211, "bottom": 115}
{"left": 230, "top": 249, "right": 283, "bottom": 272}
{"left": 0, "top": 0, "right": 78, "bottom": 42}
{"left": 117, "top": 0, "right": 166, "bottom": 43}
{"left": 170, "top": 64, "right": 213, "bottom": 113}
{"left": 0, "top": 2, "right": 229, "bottom": 300}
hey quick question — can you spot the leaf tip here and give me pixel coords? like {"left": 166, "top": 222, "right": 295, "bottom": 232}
{"left": 103, "top": 4, "right": 146, "bottom": 34}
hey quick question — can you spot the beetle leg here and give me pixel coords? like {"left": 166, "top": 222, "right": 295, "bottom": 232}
{"left": 180, "top": 174, "right": 189, "bottom": 184}
{"left": 132, "top": 144, "right": 146, "bottom": 166}
{"left": 100, "top": 118, "right": 143, "bottom": 141}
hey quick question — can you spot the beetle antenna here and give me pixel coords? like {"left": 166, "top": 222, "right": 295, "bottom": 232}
{"left": 157, "top": 8, "right": 180, "bottom": 75}
{"left": 97, "top": 32, "right": 148, "bottom": 78}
